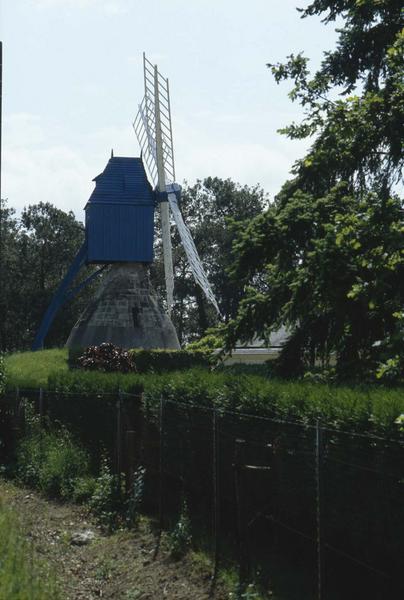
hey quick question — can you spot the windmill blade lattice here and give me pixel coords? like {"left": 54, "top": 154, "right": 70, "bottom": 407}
{"left": 133, "top": 53, "right": 221, "bottom": 318}
{"left": 167, "top": 189, "right": 220, "bottom": 315}
{"left": 133, "top": 54, "right": 175, "bottom": 186}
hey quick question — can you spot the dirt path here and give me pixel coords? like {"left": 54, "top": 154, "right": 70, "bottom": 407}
{"left": 0, "top": 480, "right": 229, "bottom": 600}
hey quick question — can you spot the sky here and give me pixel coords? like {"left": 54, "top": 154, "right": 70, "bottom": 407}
{"left": 0, "top": 0, "right": 339, "bottom": 220}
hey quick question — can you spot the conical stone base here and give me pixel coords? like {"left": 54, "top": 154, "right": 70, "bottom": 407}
{"left": 66, "top": 263, "right": 180, "bottom": 350}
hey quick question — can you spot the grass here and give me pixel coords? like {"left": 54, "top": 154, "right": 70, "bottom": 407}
{"left": 0, "top": 499, "right": 59, "bottom": 599}
{"left": 4, "top": 348, "right": 69, "bottom": 389}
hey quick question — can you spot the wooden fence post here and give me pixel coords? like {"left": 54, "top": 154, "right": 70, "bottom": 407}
{"left": 153, "top": 394, "right": 165, "bottom": 560}
{"left": 125, "top": 430, "right": 136, "bottom": 493}
{"left": 116, "top": 390, "right": 122, "bottom": 479}
{"left": 16, "top": 387, "right": 26, "bottom": 435}
{"left": 211, "top": 409, "right": 220, "bottom": 590}
{"left": 38, "top": 387, "right": 44, "bottom": 424}
{"left": 234, "top": 438, "right": 248, "bottom": 590}
{"left": 316, "top": 420, "right": 325, "bottom": 600}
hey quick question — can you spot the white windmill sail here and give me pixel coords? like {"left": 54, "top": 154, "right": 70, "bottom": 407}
{"left": 166, "top": 188, "right": 220, "bottom": 315}
{"left": 133, "top": 53, "right": 221, "bottom": 317}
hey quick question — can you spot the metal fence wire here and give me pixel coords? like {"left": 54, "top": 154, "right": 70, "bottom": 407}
{"left": 1, "top": 387, "right": 404, "bottom": 600}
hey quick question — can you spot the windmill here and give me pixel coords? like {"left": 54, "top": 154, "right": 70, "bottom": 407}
{"left": 133, "top": 53, "right": 220, "bottom": 317}
{"left": 32, "top": 53, "right": 219, "bottom": 351}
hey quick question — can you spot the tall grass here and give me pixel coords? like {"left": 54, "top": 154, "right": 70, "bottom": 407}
{"left": 0, "top": 501, "right": 59, "bottom": 599}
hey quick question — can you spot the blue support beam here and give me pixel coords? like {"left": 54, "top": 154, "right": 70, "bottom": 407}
{"left": 32, "top": 243, "right": 90, "bottom": 351}
{"left": 63, "top": 264, "right": 107, "bottom": 304}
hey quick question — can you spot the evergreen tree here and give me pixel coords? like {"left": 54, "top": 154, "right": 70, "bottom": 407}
{"left": 225, "top": 0, "right": 404, "bottom": 379}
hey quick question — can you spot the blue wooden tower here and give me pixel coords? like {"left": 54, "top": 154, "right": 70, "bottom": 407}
{"left": 32, "top": 155, "right": 159, "bottom": 350}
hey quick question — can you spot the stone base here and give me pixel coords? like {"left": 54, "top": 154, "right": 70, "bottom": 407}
{"left": 66, "top": 263, "right": 180, "bottom": 350}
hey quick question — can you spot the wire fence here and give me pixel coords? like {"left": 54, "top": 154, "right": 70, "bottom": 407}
{"left": 1, "top": 386, "right": 404, "bottom": 600}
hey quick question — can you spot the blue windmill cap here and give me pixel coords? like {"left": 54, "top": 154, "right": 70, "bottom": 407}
{"left": 86, "top": 156, "right": 155, "bottom": 207}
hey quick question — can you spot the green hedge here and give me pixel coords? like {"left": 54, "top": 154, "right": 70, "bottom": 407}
{"left": 44, "top": 367, "right": 404, "bottom": 438}
{"left": 128, "top": 349, "right": 213, "bottom": 372}
{"left": 68, "top": 347, "right": 213, "bottom": 373}
{"left": 5, "top": 349, "right": 404, "bottom": 437}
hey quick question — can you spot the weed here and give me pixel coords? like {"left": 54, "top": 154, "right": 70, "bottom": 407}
{"left": 126, "top": 466, "right": 146, "bottom": 528}
{"left": 88, "top": 456, "right": 123, "bottom": 531}
{"left": 169, "top": 500, "right": 192, "bottom": 560}
{"left": 72, "top": 475, "right": 97, "bottom": 503}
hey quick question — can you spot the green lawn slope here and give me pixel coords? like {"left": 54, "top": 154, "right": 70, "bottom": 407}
{"left": 4, "top": 348, "right": 69, "bottom": 389}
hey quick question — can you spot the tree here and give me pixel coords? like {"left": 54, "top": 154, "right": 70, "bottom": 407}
{"left": 0, "top": 201, "right": 94, "bottom": 351}
{"left": 0, "top": 200, "right": 20, "bottom": 350}
{"left": 225, "top": 0, "right": 404, "bottom": 379}
{"left": 151, "top": 177, "right": 267, "bottom": 343}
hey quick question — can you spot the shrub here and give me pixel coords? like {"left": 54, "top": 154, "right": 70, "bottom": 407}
{"left": 37, "top": 431, "right": 90, "bottom": 499}
{"left": 88, "top": 456, "right": 123, "bottom": 531}
{"left": 16, "top": 404, "right": 91, "bottom": 499}
{"left": 72, "top": 476, "right": 97, "bottom": 503}
{"left": 46, "top": 365, "right": 404, "bottom": 437}
{"left": 77, "top": 343, "right": 135, "bottom": 373}
{"left": 129, "top": 349, "right": 213, "bottom": 372}
{"left": 48, "top": 368, "right": 144, "bottom": 395}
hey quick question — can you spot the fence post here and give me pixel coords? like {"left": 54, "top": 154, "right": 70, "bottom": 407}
{"left": 154, "top": 394, "right": 165, "bottom": 559}
{"left": 116, "top": 390, "right": 122, "bottom": 479}
{"left": 234, "top": 438, "right": 248, "bottom": 592}
{"left": 211, "top": 408, "right": 220, "bottom": 591}
{"left": 125, "top": 430, "right": 136, "bottom": 493}
{"left": 15, "top": 387, "right": 26, "bottom": 435}
{"left": 38, "top": 387, "right": 44, "bottom": 423}
{"left": 316, "top": 420, "right": 325, "bottom": 600}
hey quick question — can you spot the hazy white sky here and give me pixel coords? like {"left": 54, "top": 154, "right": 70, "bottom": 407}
{"left": 0, "top": 0, "right": 338, "bottom": 220}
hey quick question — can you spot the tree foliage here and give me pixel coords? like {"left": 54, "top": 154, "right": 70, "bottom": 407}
{"left": 0, "top": 201, "right": 94, "bottom": 351}
{"left": 225, "top": 0, "right": 404, "bottom": 380}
